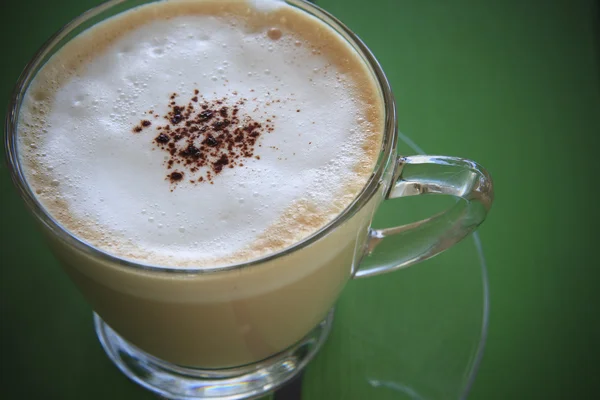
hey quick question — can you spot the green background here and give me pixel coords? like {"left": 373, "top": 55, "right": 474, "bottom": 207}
{"left": 1, "top": 0, "right": 599, "bottom": 399}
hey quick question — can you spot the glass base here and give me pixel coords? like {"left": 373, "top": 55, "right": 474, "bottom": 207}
{"left": 94, "top": 309, "right": 334, "bottom": 400}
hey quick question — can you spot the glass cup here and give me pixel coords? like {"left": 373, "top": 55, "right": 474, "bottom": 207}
{"left": 4, "top": 0, "right": 494, "bottom": 399}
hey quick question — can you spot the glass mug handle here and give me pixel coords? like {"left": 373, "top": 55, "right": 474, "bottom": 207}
{"left": 353, "top": 155, "right": 494, "bottom": 278}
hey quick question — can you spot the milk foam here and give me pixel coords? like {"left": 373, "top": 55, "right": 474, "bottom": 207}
{"left": 18, "top": 0, "right": 383, "bottom": 267}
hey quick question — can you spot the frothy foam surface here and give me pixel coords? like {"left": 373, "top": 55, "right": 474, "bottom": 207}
{"left": 18, "top": 0, "right": 383, "bottom": 267}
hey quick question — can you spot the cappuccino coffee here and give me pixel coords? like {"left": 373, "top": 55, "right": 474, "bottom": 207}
{"left": 19, "top": 0, "right": 383, "bottom": 268}
{"left": 16, "top": 0, "right": 385, "bottom": 368}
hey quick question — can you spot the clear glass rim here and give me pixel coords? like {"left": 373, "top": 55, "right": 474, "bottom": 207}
{"left": 4, "top": 0, "right": 398, "bottom": 274}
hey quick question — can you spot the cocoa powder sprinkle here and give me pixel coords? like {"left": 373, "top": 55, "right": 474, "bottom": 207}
{"left": 155, "top": 133, "right": 170, "bottom": 144}
{"left": 169, "top": 171, "right": 183, "bottom": 182}
{"left": 133, "top": 89, "right": 273, "bottom": 188}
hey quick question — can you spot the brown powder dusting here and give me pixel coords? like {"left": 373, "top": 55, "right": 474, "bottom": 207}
{"left": 169, "top": 171, "right": 183, "bottom": 182}
{"left": 133, "top": 89, "right": 274, "bottom": 188}
{"left": 155, "top": 133, "right": 170, "bottom": 144}
{"left": 133, "top": 119, "right": 153, "bottom": 133}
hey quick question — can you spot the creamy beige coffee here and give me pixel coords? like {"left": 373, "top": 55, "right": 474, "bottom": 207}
{"left": 18, "top": 0, "right": 385, "bottom": 367}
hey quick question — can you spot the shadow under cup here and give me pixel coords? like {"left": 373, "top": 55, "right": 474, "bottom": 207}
{"left": 5, "top": 1, "right": 492, "bottom": 399}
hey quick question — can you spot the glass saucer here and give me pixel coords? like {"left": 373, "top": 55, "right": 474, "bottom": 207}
{"left": 270, "top": 131, "right": 489, "bottom": 400}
